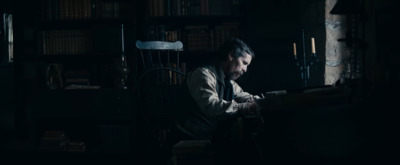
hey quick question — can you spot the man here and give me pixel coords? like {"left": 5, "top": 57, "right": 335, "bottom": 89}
{"left": 169, "top": 38, "right": 262, "bottom": 146}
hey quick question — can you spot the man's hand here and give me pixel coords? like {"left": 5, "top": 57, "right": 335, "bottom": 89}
{"left": 248, "top": 100, "right": 261, "bottom": 114}
{"left": 254, "top": 94, "right": 283, "bottom": 112}
{"left": 238, "top": 100, "right": 262, "bottom": 116}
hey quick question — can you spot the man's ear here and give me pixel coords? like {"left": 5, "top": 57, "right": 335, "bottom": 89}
{"left": 228, "top": 53, "right": 234, "bottom": 61}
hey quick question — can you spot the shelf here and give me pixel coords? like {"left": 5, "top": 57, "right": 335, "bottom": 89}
{"left": 37, "top": 54, "right": 123, "bottom": 63}
{"left": 29, "top": 89, "right": 136, "bottom": 120}
{"left": 39, "top": 19, "right": 136, "bottom": 30}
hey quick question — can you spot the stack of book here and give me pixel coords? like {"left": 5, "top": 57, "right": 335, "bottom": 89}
{"left": 38, "top": 130, "right": 69, "bottom": 152}
{"left": 63, "top": 69, "right": 90, "bottom": 87}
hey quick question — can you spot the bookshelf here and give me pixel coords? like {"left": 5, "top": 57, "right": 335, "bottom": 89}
{"left": 13, "top": 0, "right": 139, "bottom": 154}
{"left": 38, "top": 0, "right": 137, "bottom": 90}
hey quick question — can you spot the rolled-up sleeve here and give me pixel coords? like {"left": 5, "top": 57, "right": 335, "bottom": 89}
{"left": 186, "top": 68, "right": 258, "bottom": 119}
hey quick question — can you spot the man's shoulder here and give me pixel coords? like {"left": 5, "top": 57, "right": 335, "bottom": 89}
{"left": 190, "top": 67, "right": 214, "bottom": 77}
{"left": 186, "top": 65, "right": 219, "bottom": 82}
{"left": 203, "top": 65, "right": 219, "bottom": 73}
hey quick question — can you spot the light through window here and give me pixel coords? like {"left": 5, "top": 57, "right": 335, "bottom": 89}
{"left": 3, "top": 13, "right": 13, "bottom": 63}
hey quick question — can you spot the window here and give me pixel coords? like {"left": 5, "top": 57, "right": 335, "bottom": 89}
{"left": 325, "top": 0, "right": 348, "bottom": 85}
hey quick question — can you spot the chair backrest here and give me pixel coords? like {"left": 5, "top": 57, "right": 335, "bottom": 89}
{"left": 136, "top": 40, "right": 182, "bottom": 69}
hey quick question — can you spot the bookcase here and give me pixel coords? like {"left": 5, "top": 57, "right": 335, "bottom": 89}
{"left": 38, "top": 0, "right": 137, "bottom": 90}
{"left": 13, "top": 0, "right": 139, "bottom": 154}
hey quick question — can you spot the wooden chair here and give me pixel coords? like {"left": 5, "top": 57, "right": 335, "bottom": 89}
{"left": 135, "top": 40, "right": 187, "bottom": 159}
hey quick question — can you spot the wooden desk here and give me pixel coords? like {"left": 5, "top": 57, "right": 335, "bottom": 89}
{"left": 258, "top": 86, "right": 352, "bottom": 111}
{"left": 240, "top": 87, "right": 368, "bottom": 164}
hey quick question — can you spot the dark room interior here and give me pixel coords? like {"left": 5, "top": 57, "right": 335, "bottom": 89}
{"left": 1, "top": 0, "right": 399, "bottom": 164}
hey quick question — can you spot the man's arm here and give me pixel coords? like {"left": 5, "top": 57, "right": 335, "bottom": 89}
{"left": 232, "top": 81, "right": 260, "bottom": 103}
{"left": 186, "top": 68, "right": 254, "bottom": 118}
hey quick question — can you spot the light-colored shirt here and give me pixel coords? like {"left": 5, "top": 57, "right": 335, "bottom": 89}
{"left": 186, "top": 67, "right": 259, "bottom": 119}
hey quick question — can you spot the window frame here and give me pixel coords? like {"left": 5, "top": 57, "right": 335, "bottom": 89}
{"left": 1, "top": 12, "right": 13, "bottom": 64}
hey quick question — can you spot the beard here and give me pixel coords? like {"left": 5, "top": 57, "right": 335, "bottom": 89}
{"left": 229, "top": 71, "right": 243, "bottom": 80}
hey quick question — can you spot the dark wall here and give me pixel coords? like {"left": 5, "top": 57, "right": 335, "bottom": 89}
{"left": 364, "top": 0, "right": 400, "bottom": 85}
{"left": 0, "top": 66, "right": 15, "bottom": 131}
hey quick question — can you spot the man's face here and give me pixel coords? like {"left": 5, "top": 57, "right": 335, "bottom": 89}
{"left": 226, "top": 53, "right": 252, "bottom": 80}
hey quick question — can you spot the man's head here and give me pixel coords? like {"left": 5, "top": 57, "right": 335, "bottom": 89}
{"left": 219, "top": 38, "right": 255, "bottom": 80}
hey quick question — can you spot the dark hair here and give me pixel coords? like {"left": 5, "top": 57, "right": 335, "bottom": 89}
{"left": 217, "top": 38, "right": 255, "bottom": 62}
